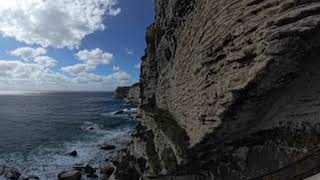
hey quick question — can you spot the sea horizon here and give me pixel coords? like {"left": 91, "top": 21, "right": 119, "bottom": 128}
{"left": 0, "top": 90, "right": 115, "bottom": 95}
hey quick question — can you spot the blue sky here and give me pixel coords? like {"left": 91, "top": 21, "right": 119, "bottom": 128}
{"left": 0, "top": 0, "right": 154, "bottom": 91}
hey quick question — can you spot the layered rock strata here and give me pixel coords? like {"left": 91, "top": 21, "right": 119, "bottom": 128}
{"left": 113, "top": 0, "right": 320, "bottom": 179}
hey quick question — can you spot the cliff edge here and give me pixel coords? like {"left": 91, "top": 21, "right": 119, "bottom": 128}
{"left": 113, "top": 86, "right": 130, "bottom": 99}
{"left": 113, "top": 83, "right": 140, "bottom": 103}
{"left": 113, "top": 0, "right": 320, "bottom": 180}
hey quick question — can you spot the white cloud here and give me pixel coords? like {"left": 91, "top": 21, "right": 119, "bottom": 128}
{"left": 62, "top": 63, "right": 95, "bottom": 75}
{"left": 76, "top": 48, "right": 113, "bottom": 65}
{"left": 10, "top": 47, "right": 47, "bottom": 61}
{"left": 0, "top": 60, "right": 73, "bottom": 90}
{"left": 34, "top": 56, "right": 57, "bottom": 68}
{"left": 134, "top": 62, "right": 141, "bottom": 69}
{"left": 109, "top": 70, "right": 131, "bottom": 85}
{"left": 74, "top": 73, "right": 103, "bottom": 83}
{"left": 63, "top": 48, "right": 113, "bottom": 75}
{"left": 113, "top": 65, "right": 120, "bottom": 71}
{"left": 10, "top": 47, "right": 57, "bottom": 68}
{"left": 0, "top": 47, "right": 133, "bottom": 91}
{"left": 0, "top": 59, "right": 133, "bottom": 91}
{"left": 0, "top": 0, "right": 121, "bottom": 48}
{"left": 0, "top": 60, "right": 52, "bottom": 81}
{"left": 125, "top": 48, "right": 134, "bottom": 55}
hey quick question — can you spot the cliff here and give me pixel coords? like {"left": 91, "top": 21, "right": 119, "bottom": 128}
{"left": 113, "top": 0, "right": 320, "bottom": 180}
{"left": 127, "top": 83, "right": 140, "bottom": 103}
{"left": 113, "top": 83, "right": 140, "bottom": 103}
{"left": 113, "top": 86, "right": 130, "bottom": 99}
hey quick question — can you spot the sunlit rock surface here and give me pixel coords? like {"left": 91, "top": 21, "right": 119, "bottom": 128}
{"left": 113, "top": 0, "right": 320, "bottom": 179}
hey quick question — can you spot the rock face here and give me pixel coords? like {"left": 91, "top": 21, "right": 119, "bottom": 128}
{"left": 114, "top": 0, "right": 320, "bottom": 180}
{"left": 128, "top": 83, "right": 140, "bottom": 103}
{"left": 113, "top": 83, "right": 140, "bottom": 103}
{"left": 113, "top": 86, "right": 130, "bottom": 99}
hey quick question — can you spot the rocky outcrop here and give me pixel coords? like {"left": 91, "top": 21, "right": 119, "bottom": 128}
{"left": 0, "top": 166, "right": 21, "bottom": 180}
{"left": 113, "top": 86, "right": 130, "bottom": 99}
{"left": 113, "top": 83, "right": 140, "bottom": 103}
{"left": 128, "top": 83, "right": 140, "bottom": 103}
{"left": 0, "top": 165, "right": 41, "bottom": 180}
{"left": 114, "top": 0, "right": 320, "bottom": 180}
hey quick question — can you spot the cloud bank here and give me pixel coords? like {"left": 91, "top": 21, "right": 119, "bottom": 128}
{"left": 0, "top": 0, "right": 121, "bottom": 49}
{"left": 0, "top": 47, "right": 132, "bottom": 91}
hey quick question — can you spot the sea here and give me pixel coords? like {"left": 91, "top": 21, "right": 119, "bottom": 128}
{"left": 0, "top": 91, "right": 137, "bottom": 179}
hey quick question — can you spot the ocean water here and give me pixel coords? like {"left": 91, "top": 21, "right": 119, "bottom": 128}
{"left": 0, "top": 91, "right": 137, "bottom": 179}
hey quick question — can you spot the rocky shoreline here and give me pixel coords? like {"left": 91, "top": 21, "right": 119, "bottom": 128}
{"left": 0, "top": 105, "right": 139, "bottom": 180}
{"left": 54, "top": 105, "right": 141, "bottom": 180}
{"left": 0, "top": 138, "right": 119, "bottom": 180}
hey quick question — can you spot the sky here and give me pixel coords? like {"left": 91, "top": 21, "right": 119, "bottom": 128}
{"left": 0, "top": 0, "right": 154, "bottom": 91}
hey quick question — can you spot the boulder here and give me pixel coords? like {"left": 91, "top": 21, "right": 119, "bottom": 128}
{"left": 57, "top": 170, "right": 81, "bottom": 180}
{"left": 100, "top": 144, "right": 116, "bottom": 151}
{"left": 83, "top": 165, "right": 96, "bottom": 174}
{"left": 114, "top": 110, "right": 124, "bottom": 115}
{"left": 1, "top": 166, "right": 21, "bottom": 180}
{"left": 18, "top": 175, "right": 40, "bottom": 180}
{"left": 68, "top": 151, "right": 77, "bottom": 157}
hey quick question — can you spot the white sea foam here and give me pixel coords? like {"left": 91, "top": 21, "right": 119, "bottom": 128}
{"left": 123, "top": 108, "right": 138, "bottom": 113}
{"left": 100, "top": 112, "right": 115, "bottom": 117}
{"left": 0, "top": 121, "right": 133, "bottom": 180}
{"left": 81, "top": 121, "right": 103, "bottom": 132}
{"left": 100, "top": 107, "right": 138, "bottom": 117}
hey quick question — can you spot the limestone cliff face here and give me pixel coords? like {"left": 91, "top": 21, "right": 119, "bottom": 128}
{"left": 128, "top": 83, "right": 140, "bottom": 103}
{"left": 114, "top": 0, "right": 320, "bottom": 179}
{"left": 113, "top": 86, "right": 130, "bottom": 99}
{"left": 113, "top": 83, "right": 140, "bottom": 103}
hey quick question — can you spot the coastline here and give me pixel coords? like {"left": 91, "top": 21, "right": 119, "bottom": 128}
{"left": 1, "top": 0, "right": 320, "bottom": 179}
{"left": 0, "top": 92, "right": 139, "bottom": 180}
